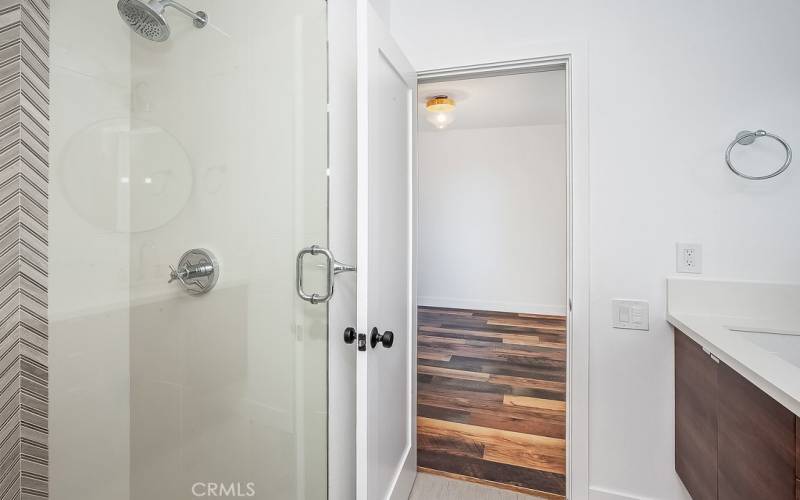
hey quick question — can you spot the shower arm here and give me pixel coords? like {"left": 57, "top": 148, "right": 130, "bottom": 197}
{"left": 163, "top": 0, "right": 208, "bottom": 26}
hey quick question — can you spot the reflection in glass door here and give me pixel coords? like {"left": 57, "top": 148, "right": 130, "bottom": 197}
{"left": 50, "top": 1, "right": 329, "bottom": 499}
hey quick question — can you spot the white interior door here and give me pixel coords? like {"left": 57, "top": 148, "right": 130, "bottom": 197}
{"left": 356, "top": 3, "right": 417, "bottom": 500}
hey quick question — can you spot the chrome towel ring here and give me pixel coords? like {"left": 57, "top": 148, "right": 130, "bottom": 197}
{"left": 725, "top": 129, "right": 792, "bottom": 180}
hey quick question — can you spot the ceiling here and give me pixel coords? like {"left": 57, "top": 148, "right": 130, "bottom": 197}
{"left": 418, "top": 70, "right": 566, "bottom": 131}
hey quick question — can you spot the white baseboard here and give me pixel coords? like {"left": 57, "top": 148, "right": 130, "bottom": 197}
{"left": 418, "top": 296, "right": 566, "bottom": 316}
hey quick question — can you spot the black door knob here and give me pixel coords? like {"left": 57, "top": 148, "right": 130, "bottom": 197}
{"left": 344, "top": 327, "right": 357, "bottom": 344}
{"left": 370, "top": 327, "right": 394, "bottom": 349}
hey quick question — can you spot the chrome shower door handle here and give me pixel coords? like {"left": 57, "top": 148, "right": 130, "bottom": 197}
{"left": 296, "top": 245, "right": 356, "bottom": 304}
{"left": 296, "top": 245, "right": 333, "bottom": 304}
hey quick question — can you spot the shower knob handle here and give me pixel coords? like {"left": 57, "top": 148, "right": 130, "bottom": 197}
{"left": 168, "top": 248, "right": 219, "bottom": 295}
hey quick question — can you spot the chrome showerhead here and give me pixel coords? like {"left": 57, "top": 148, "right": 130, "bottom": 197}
{"left": 117, "top": 0, "right": 208, "bottom": 42}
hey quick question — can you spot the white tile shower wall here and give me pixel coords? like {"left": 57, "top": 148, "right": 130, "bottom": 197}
{"left": 127, "top": 1, "right": 328, "bottom": 499}
{"left": 418, "top": 124, "right": 567, "bottom": 315}
{"left": 50, "top": 1, "right": 132, "bottom": 499}
{"left": 391, "top": 0, "right": 800, "bottom": 498}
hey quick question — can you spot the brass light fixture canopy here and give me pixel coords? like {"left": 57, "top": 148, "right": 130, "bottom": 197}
{"left": 426, "top": 95, "right": 456, "bottom": 113}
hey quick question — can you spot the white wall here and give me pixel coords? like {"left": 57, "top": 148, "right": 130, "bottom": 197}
{"left": 369, "top": 0, "right": 391, "bottom": 24}
{"left": 391, "top": 1, "right": 800, "bottom": 499}
{"left": 418, "top": 125, "right": 567, "bottom": 315}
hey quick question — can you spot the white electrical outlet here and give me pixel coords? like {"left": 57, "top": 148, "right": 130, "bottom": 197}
{"left": 676, "top": 243, "right": 702, "bottom": 274}
{"left": 612, "top": 300, "right": 650, "bottom": 331}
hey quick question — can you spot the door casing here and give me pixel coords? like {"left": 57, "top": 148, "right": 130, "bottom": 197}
{"left": 417, "top": 48, "right": 591, "bottom": 500}
{"left": 328, "top": 21, "right": 591, "bottom": 498}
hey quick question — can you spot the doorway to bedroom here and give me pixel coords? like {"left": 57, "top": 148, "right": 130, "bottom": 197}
{"left": 414, "top": 67, "right": 569, "bottom": 499}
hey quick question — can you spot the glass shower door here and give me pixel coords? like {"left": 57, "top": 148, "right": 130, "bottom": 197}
{"left": 50, "top": 1, "right": 329, "bottom": 499}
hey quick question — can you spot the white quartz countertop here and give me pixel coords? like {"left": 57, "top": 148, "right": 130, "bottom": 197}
{"left": 667, "top": 278, "right": 800, "bottom": 417}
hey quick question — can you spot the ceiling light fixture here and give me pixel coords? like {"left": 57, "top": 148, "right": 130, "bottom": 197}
{"left": 426, "top": 95, "right": 455, "bottom": 113}
{"left": 425, "top": 95, "right": 456, "bottom": 129}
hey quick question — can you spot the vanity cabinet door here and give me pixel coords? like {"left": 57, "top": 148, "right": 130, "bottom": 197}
{"left": 717, "top": 362, "right": 795, "bottom": 500}
{"left": 675, "top": 330, "right": 718, "bottom": 500}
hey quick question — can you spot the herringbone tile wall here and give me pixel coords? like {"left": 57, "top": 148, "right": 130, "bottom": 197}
{"left": 0, "top": 1, "right": 49, "bottom": 499}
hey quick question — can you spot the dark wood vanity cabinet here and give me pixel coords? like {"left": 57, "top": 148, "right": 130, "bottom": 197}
{"left": 675, "top": 329, "right": 797, "bottom": 500}
{"left": 717, "top": 361, "right": 795, "bottom": 499}
{"left": 675, "top": 330, "right": 718, "bottom": 500}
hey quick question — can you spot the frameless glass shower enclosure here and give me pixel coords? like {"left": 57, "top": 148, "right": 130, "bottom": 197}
{"left": 50, "top": 1, "right": 329, "bottom": 498}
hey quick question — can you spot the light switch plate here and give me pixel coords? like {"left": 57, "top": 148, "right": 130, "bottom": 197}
{"left": 612, "top": 300, "right": 650, "bottom": 331}
{"left": 676, "top": 243, "right": 702, "bottom": 274}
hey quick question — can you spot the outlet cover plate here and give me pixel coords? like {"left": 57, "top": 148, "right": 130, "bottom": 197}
{"left": 612, "top": 299, "right": 650, "bottom": 331}
{"left": 676, "top": 243, "right": 702, "bottom": 274}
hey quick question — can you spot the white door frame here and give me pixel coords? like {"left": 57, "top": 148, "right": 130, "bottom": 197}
{"left": 327, "top": 1, "right": 359, "bottom": 499}
{"left": 416, "top": 46, "right": 590, "bottom": 500}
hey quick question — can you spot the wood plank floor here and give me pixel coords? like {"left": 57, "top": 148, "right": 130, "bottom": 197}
{"left": 417, "top": 307, "right": 567, "bottom": 499}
